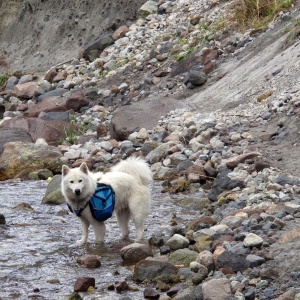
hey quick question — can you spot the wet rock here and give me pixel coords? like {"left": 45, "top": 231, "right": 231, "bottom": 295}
{"left": 0, "top": 213, "right": 6, "bottom": 224}
{"left": 115, "top": 281, "right": 129, "bottom": 293}
{"left": 186, "top": 216, "right": 217, "bottom": 231}
{"left": 41, "top": 175, "right": 64, "bottom": 205}
{"left": 120, "top": 243, "right": 153, "bottom": 262}
{"left": 12, "top": 202, "right": 34, "bottom": 211}
{"left": 202, "top": 278, "right": 232, "bottom": 299}
{"left": 168, "top": 249, "right": 198, "bottom": 267}
{"left": 143, "top": 286, "right": 160, "bottom": 299}
{"left": 74, "top": 277, "right": 95, "bottom": 292}
{"left": 133, "top": 260, "right": 178, "bottom": 282}
{"left": 67, "top": 292, "right": 82, "bottom": 300}
{"left": 77, "top": 254, "right": 101, "bottom": 268}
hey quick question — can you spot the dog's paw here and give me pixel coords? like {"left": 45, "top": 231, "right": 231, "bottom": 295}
{"left": 76, "top": 239, "right": 86, "bottom": 247}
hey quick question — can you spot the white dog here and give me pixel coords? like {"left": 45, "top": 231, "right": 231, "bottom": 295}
{"left": 61, "top": 157, "right": 152, "bottom": 246}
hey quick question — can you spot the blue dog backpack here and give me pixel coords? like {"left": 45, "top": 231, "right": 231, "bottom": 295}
{"left": 89, "top": 183, "right": 115, "bottom": 222}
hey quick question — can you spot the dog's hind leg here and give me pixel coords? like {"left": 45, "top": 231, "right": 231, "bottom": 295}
{"left": 77, "top": 218, "right": 90, "bottom": 246}
{"left": 91, "top": 220, "right": 106, "bottom": 243}
{"left": 116, "top": 208, "right": 130, "bottom": 240}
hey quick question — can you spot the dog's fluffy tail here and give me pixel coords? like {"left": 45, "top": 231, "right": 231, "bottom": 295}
{"left": 111, "top": 156, "right": 152, "bottom": 185}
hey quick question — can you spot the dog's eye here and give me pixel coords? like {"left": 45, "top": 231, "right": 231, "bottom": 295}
{"left": 70, "top": 180, "right": 74, "bottom": 184}
{"left": 79, "top": 179, "right": 82, "bottom": 183}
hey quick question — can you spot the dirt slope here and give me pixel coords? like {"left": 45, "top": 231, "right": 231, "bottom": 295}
{"left": 0, "top": 0, "right": 145, "bottom": 72}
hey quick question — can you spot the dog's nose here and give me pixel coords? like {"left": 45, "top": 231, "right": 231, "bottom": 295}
{"left": 75, "top": 189, "right": 81, "bottom": 195}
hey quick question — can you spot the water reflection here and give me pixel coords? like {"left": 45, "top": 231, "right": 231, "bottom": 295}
{"left": 0, "top": 180, "right": 203, "bottom": 299}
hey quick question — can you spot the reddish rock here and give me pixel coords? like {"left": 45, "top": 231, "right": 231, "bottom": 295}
{"left": 112, "top": 25, "right": 129, "bottom": 40}
{"left": 0, "top": 115, "right": 71, "bottom": 146}
{"left": 202, "top": 49, "right": 219, "bottom": 65}
{"left": 45, "top": 68, "right": 58, "bottom": 83}
{"left": 203, "top": 61, "right": 214, "bottom": 74}
{"left": 23, "top": 96, "right": 67, "bottom": 118}
{"left": 14, "top": 82, "right": 38, "bottom": 99}
{"left": 65, "top": 90, "right": 89, "bottom": 111}
{"left": 156, "top": 55, "right": 166, "bottom": 61}
{"left": 74, "top": 277, "right": 95, "bottom": 292}
{"left": 77, "top": 254, "right": 101, "bottom": 268}
{"left": 120, "top": 243, "right": 153, "bottom": 262}
{"left": 225, "top": 152, "right": 261, "bottom": 169}
{"left": 72, "top": 159, "right": 93, "bottom": 170}
{"left": 154, "top": 70, "right": 170, "bottom": 77}
{"left": 97, "top": 123, "right": 107, "bottom": 138}
{"left": 16, "top": 103, "right": 28, "bottom": 111}
{"left": 53, "top": 71, "right": 67, "bottom": 82}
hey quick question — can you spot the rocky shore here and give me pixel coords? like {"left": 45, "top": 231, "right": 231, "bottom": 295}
{"left": 1, "top": 0, "right": 300, "bottom": 299}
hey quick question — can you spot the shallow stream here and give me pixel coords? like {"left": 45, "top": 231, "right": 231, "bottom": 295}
{"left": 0, "top": 180, "right": 203, "bottom": 300}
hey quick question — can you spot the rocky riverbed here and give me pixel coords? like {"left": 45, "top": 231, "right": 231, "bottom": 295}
{"left": 1, "top": 0, "right": 300, "bottom": 299}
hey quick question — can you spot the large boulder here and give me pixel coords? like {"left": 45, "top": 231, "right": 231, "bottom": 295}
{"left": 0, "top": 116, "right": 71, "bottom": 146}
{"left": 0, "top": 141, "right": 63, "bottom": 180}
{"left": 110, "top": 97, "right": 189, "bottom": 141}
{"left": 23, "top": 96, "right": 68, "bottom": 117}
{"left": 0, "top": 127, "right": 33, "bottom": 153}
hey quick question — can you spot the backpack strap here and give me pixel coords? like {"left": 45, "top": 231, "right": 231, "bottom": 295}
{"left": 66, "top": 201, "right": 89, "bottom": 217}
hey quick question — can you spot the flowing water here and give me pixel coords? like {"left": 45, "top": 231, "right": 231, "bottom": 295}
{"left": 0, "top": 180, "right": 204, "bottom": 300}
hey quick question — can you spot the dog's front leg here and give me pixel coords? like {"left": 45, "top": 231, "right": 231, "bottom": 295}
{"left": 76, "top": 218, "right": 89, "bottom": 246}
{"left": 91, "top": 219, "right": 106, "bottom": 243}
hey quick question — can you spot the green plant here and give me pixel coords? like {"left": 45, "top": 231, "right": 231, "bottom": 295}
{"left": 283, "top": 17, "right": 300, "bottom": 48}
{"left": 175, "top": 47, "right": 194, "bottom": 61}
{"left": 0, "top": 74, "right": 9, "bottom": 86}
{"left": 52, "top": 114, "right": 88, "bottom": 145}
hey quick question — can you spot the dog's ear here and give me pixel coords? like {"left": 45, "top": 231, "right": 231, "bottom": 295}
{"left": 79, "top": 162, "right": 89, "bottom": 174}
{"left": 62, "top": 165, "right": 70, "bottom": 176}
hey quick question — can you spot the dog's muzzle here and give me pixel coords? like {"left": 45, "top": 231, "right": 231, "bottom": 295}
{"left": 75, "top": 189, "right": 81, "bottom": 195}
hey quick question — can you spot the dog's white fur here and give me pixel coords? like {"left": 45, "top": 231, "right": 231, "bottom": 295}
{"left": 61, "top": 157, "right": 152, "bottom": 246}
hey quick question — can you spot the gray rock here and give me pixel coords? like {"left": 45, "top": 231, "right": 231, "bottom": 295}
{"left": 202, "top": 278, "right": 232, "bottom": 300}
{"left": 216, "top": 250, "right": 250, "bottom": 272}
{"left": 169, "top": 249, "right": 198, "bottom": 267}
{"left": 41, "top": 175, "right": 65, "bottom": 205}
{"left": 188, "top": 70, "right": 207, "bottom": 86}
{"left": 5, "top": 76, "right": 19, "bottom": 90}
{"left": 82, "top": 34, "right": 114, "bottom": 61}
{"left": 166, "top": 234, "right": 189, "bottom": 250}
{"left": 133, "top": 260, "right": 178, "bottom": 282}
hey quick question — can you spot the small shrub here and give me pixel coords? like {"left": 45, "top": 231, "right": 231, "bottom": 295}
{"left": 0, "top": 74, "right": 9, "bottom": 86}
{"left": 233, "top": 0, "right": 294, "bottom": 29}
{"left": 175, "top": 47, "right": 194, "bottom": 61}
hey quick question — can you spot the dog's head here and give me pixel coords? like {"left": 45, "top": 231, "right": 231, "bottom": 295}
{"left": 62, "top": 162, "right": 90, "bottom": 197}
